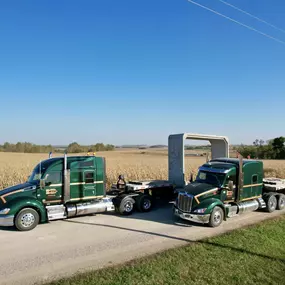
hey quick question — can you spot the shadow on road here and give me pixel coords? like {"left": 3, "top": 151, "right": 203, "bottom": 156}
{"left": 0, "top": 226, "right": 16, "bottom": 232}
{"left": 64, "top": 218, "right": 285, "bottom": 264}
{"left": 97, "top": 201, "right": 207, "bottom": 228}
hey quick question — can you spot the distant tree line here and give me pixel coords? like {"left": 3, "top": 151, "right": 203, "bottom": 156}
{"left": 0, "top": 142, "right": 115, "bottom": 153}
{"left": 66, "top": 142, "right": 115, "bottom": 153}
{"left": 0, "top": 142, "right": 55, "bottom": 153}
{"left": 185, "top": 145, "right": 211, "bottom": 150}
{"left": 235, "top": 137, "right": 285, "bottom": 159}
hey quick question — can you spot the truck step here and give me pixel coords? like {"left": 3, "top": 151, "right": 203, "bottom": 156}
{"left": 46, "top": 205, "right": 67, "bottom": 221}
{"left": 257, "top": 197, "right": 266, "bottom": 208}
{"left": 226, "top": 205, "right": 238, "bottom": 218}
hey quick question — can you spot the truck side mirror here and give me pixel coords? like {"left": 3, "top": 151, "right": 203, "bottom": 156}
{"left": 228, "top": 180, "right": 234, "bottom": 191}
{"left": 40, "top": 179, "right": 46, "bottom": 189}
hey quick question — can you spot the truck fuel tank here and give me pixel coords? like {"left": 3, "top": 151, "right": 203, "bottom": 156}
{"left": 226, "top": 199, "right": 261, "bottom": 218}
{"left": 67, "top": 198, "right": 115, "bottom": 218}
{"left": 237, "top": 199, "right": 259, "bottom": 214}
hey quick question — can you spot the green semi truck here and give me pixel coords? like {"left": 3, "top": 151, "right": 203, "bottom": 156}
{"left": 1, "top": 132, "right": 284, "bottom": 231}
{"left": 173, "top": 155, "right": 285, "bottom": 227}
{"left": 0, "top": 154, "right": 174, "bottom": 231}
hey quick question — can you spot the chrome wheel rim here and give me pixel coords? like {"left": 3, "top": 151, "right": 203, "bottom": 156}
{"left": 213, "top": 210, "right": 222, "bottom": 224}
{"left": 143, "top": 200, "right": 151, "bottom": 210}
{"left": 280, "top": 197, "right": 285, "bottom": 207}
{"left": 21, "top": 213, "right": 35, "bottom": 228}
{"left": 124, "top": 201, "right": 133, "bottom": 212}
{"left": 269, "top": 198, "right": 276, "bottom": 209}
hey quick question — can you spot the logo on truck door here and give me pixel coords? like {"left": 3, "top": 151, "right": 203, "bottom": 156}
{"left": 46, "top": 189, "right": 57, "bottom": 196}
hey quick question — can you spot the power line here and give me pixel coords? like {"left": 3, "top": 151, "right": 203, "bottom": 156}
{"left": 217, "top": 0, "right": 285, "bottom": 34}
{"left": 187, "top": 0, "right": 285, "bottom": 46}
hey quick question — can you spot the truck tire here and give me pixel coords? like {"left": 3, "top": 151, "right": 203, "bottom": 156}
{"left": 265, "top": 194, "right": 277, "bottom": 213}
{"left": 277, "top": 194, "right": 285, "bottom": 210}
{"left": 136, "top": 194, "right": 153, "bottom": 212}
{"left": 117, "top": 196, "right": 135, "bottom": 215}
{"left": 14, "top": 208, "right": 39, "bottom": 231}
{"left": 208, "top": 206, "right": 224, "bottom": 227}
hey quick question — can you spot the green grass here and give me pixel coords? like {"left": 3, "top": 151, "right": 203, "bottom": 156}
{"left": 47, "top": 215, "right": 285, "bottom": 285}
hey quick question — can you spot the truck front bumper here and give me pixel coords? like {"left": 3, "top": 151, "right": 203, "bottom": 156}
{"left": 174, "top": 207, "right": 210, "bottom": 224}
{"left": 0, "top": 215, "right": 14, "bottom": 227}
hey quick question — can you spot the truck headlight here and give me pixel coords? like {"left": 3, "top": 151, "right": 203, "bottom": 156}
{"left": 0, "top": 208, "right": 10, "bottom": 214}
{"left": 194, "top": 208, "right": 207, "bottom": 214}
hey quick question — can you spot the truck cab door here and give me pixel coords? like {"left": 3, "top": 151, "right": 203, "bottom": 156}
{"left": 42, "top": 171, "right": 63, "bottom": 204}
{"left": 83, "top": 170, "right": 96, "bottom": 198}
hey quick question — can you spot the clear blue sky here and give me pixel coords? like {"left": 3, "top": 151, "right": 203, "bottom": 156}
{"left": 0, "top": 0, "right": 284, "bottom": 146}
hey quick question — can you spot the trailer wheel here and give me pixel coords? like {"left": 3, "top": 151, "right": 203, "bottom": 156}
{"left": 14, "top": 208, "right": 39, "bottom": 231}
{"left": 208, "top": 206, "right": 224, "bottom": 227}
{"left": 117, "top": 196, "right": 135, "bottom": 215}
{"left": 136, "top": 195, "right": 153, "bottom": 212}
{"left": 265, "top": 194, "right": 277, "bottom": 213}
{"left": 277, "top": 194, "right": 285, "bottom": 210}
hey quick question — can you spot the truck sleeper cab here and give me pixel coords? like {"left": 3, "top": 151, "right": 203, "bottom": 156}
{"left": 0, "top": 155, "right": 175, "bottom": 231}
{"left": 174, "top": 157, "right": 285, "bottom": 227}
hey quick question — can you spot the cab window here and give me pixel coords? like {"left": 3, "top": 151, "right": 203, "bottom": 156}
{"left": 252, "top": 174, "right": 258, "bottom": 184}
{"left": 44, "top": 171, "right": 62, "bottom": 184}
{"left": 225, "top": 173, "right": 237, "bottom": 186}
{"left": 85, "top": 172, "right": 94, "bottom": 184}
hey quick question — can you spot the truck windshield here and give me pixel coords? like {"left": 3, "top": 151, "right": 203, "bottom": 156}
{"left": 195, "top": 170, "right": 225, "bottom": 187}
{"left": 28, "top": 163, "right": 47, "bottom": 183}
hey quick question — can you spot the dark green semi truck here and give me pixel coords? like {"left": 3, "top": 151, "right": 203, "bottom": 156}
{"left": 173, "top": 155, "right": 285, "bottom": 227}
{"left": 0, "top": 154, "right": 174, "bottom": 231}
{"left": 1, "top": 132, "right": 284, "bottom": 231}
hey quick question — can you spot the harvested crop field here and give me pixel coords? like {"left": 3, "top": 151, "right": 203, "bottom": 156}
{"left": 0, "top": 150, "right": 285, "bottom": 190}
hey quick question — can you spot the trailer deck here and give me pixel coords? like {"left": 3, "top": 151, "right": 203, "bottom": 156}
{"left": 263, "top": 178, "right": 285, "bottom": 191}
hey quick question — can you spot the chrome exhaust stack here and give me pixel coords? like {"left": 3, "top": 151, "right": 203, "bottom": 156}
{"left": 63, "top": 153, "right": 71, "bottom": 203}
{"left": 236, "top": 154, "right": 244, "bottom": 202}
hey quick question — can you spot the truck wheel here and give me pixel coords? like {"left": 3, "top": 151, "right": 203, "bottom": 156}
{"left": 208, "top": 206, "right": 224, "bottom": 227}
{"left": 136, "top": 195, "right": 153, "bottom": 212}
{"left": 265, "top": 194, "right": 277, "bottom": 213}
{"left": 14, "top": 208, "right": 39, "bottom": 231}
{"left": 277, "top": 194, "right": 285, "bottom": 210}
{"left": 118, "top": 196, "right": 135, "bottom": 215}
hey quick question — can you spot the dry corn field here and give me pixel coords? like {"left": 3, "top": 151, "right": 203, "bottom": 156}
{"left": 1, "top": 150, "right": 285, "bottom": 190}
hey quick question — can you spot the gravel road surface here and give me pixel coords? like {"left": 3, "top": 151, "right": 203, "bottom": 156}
{"left": 0, "top": 204, "right": 284, "bottom": 285}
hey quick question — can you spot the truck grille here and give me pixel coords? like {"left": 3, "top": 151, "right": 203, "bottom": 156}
{"left": 177, "top": 192, "right": 193, "bottom": 212}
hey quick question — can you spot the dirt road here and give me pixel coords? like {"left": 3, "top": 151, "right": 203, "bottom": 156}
{"left": 0, "top": 205, "right": 284, "bottom": 285}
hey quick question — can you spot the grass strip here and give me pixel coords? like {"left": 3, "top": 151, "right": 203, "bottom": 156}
{"left": 47, "top": 215, "right": 285, "bottom": 285}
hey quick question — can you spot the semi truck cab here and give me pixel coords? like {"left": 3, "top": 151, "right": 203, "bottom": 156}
{"left": 174, "top": 156, "right": 285, "bottom": 227}
{"left": 0, "top": 154, "right": 175, "bottom": 231}
{"left": 0, "top": 155, "right": 113, "bottom": 230}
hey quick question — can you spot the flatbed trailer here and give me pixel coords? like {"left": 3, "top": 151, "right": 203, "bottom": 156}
{"left": 106, "top": 179, "right": 176, "bottom": 215}
{"left": 263, "top": 178, "right": 285, "bottom": 192}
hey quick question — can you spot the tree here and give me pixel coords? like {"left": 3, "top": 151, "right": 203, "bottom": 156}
{"left": 271, "top": 137, "right": 285, "bottom": 159}
{"left": 67, "top": 142, "right": 82, "bottom": 153}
